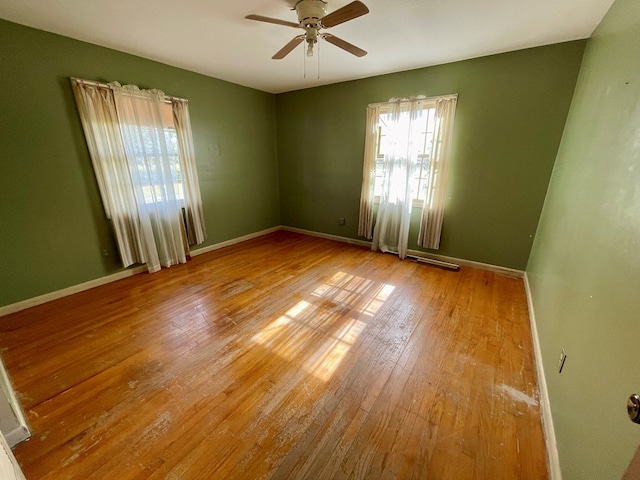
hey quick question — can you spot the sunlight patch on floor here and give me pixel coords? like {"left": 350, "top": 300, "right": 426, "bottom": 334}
{"left": 251, "top": 300, "right": 310, "bottom": 345}
{"left": 251, "top": 272, "right": 395, "bottom": 382}
{"left": 303, "top": 318, "right": 367, "bottom": 381}
{"left": 360, "top": 283, "right": 395, "bottom": 316}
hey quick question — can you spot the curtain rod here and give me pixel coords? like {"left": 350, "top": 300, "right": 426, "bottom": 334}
{"left": 368, "top": 93, "right": 457, "bottom": 108}
{"left": 70, "top": 77, "right": 187, "bottom": 104}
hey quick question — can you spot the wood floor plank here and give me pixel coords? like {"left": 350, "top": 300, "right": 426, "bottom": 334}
{"left": 0, "top": 231, "right": 547, "bottom": 479}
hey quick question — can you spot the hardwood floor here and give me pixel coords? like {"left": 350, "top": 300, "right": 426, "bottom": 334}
{"left": 0, "top": 231, "right": 547, "bottom": 479}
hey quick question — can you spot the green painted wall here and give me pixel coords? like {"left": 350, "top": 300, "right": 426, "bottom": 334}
{"left": 0, "top": 19, "right": 280, "bottom": 307}
{"left": 526, "top": 0, "right": 639, "bottom": 478}
{"left": 275, "top": 42, "right": 586, "bottom": 270}
{"left": 0, "top": 18, "right": 588, "bottom": 308}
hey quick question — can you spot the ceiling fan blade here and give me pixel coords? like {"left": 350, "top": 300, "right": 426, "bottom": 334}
{"left": 245, "top": 14, "right": 300, "bottom": 28}
{"left": 273, "top": 36, "right": 305, "bottom": 59}
{"left": 322, "top": 34, "right": 367, "bottom": 57}
{"left": 320, "top": 1, "right": 369, "bottom": 28}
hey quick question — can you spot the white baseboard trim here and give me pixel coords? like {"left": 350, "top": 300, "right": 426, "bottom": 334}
{"left": 280, "top": 226, "right": 372, "bottom": 248}
{"left": 0, "top": 227, "right": 282, "bottom": 318}
{"left": 0, "top": 225, "right": 524, "bottom": 318}
{"left": 190, "top": 226, "right": 281, "bottom": 257}
{"left": 407, "top": 249, "right": 524, "bottom": 278}
{"left": 0, "top": 266, "right": 148, "bottom": 318}
{"left": 524, "top": 272, "right": 562, "bottom": 480}
{"left": 280, "top": 226, "right": 524, "bottom": 278}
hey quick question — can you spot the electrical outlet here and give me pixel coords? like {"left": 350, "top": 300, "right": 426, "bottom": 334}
{"left": 338, "top": 217, "right": 346, "bottom": 225}
{"left": 558, "top": 349, "right": 567, "bottom": 373}
{"left": 101, "top": 248, "right": 110, "bottom": 257}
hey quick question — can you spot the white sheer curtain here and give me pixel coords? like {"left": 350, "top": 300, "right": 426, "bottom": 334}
{"left": 418, "top": 96, "right": 458, "bottom": 249}
{"left": 111, "top": 83, "right": 187, "bottom": 272}
{"left": 358, "top": 94, "right": 457, "bottom": 258}
{"left": 370, "top": 98, "right": 423, "bottom": 259}
{"left": 172, "top": 100, "right": 206, "bottom": 245}
{"left": 71, "top": 81, "right": 147, "bottom": 267}
{"left": 357, "top": 105, "right": 380, "bottom": 239}
{"left": 72, "top": 78, "right": 206, "bottom": 273}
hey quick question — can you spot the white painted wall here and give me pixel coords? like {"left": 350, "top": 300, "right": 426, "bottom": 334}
{"left": 0, "top": 432, "right": 25, "bottom": 480}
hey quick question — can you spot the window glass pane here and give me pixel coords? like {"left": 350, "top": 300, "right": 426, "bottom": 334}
{"left": 166, "top": 128, "right": 184, "bottom": 202}
{"left": 129, "top": 104, "right": 184, "bottom": 205}
{"left": 373, "top": 105, "right": 436, "bottom": 202}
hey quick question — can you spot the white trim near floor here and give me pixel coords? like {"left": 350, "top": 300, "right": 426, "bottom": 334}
{"left": 407, "top": 248, "right": 524, "bottom": 278}
{"left": 282, "top": 226, "right": 524, "bottom": 278}
{"left": 0, "top": 227, "right": 281, "bottom": 318}
{"left": 0, "top": 266, "right": 148, "bottom": 318}
{"left": 190, "top": 226, "right": 281, "bottom": 257}
{"left": 280, "top": 226, "right": 371, "bottom": 248}
{"left": 524, "top": 272, "right": 562, "bottom": 480}
{"left": 0, "top": 225, "right": 525, "bottom": 318}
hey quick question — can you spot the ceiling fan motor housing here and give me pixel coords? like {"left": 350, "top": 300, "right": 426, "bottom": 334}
{"left": 295, "top": 0, "right": 327, "bottom": 28}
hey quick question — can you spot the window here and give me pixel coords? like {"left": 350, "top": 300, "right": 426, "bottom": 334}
{"left": 129, "top": 103, "right": 184, "bottom": 204}
{"left": 373, "top": 101, "right": 437, "bottom": 205}
{"left": 72, "top": 78, "right": 207, "bottom": 272}
{"left": 358, "top": 94, "right": 457, "bottom": 250}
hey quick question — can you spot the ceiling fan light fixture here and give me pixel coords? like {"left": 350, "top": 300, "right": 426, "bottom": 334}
{"left": 304, "top": 26, "right": 318, "bottom": 57}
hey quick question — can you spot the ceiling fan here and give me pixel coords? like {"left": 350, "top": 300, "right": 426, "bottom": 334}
{"left": 246, "top": 0, "right": 369, "bottom": 60}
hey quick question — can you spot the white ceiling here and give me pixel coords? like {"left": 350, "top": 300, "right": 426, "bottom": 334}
{"left": 0, "top": 0, "right": 615, "bottom": 94}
